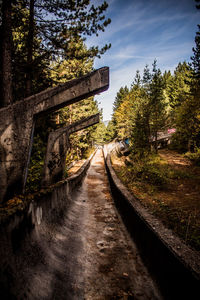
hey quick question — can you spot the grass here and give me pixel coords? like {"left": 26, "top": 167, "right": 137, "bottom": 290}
{"left": 111, "top": 149, "right": 200, "bottom": 252}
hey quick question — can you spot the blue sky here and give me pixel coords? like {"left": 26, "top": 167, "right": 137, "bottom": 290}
{"left": 86, "top": 0, "right": 199, "bottom": 121}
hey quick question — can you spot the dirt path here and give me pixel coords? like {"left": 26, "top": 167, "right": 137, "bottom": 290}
{"left": 158, "top": 149, "right": 191, "bottom": 167}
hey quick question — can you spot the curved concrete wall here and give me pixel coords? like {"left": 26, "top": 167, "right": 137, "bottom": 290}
{"left": 0, "top": 151, "right": 95, "bottom": 298}
{"left": 104, "top": 152, "right": 200, "bottom": 300}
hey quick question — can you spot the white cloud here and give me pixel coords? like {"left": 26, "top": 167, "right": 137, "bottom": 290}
{"left": 89, "top": 0, "right": 199, "bottom": 120}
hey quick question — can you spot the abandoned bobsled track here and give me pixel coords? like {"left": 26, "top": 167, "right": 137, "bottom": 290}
{"left": 0, "top": 149, "right": 200, "bottom": 299}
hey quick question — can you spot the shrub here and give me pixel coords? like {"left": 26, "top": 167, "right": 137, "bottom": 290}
{"left": 129, "top": 156, "right": 167, "bottom": 187}
{"left": 168, "top": 132, "right": 188, "bottom": 153}
{"left": 140, "top": 165, "right": 167, "bottom": 186}
{"left": 184, "top": 148, "right": 200, "bottom": 166}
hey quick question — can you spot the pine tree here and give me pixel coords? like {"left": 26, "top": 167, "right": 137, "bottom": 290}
{"left": 142, "top": 64, "right": 152, "bottom": 86}
{"left": 114, "top": 93, "right": 133, "bottom": 139}
{"left": 191, "top": 25, "right": 200, "bottom": 84}
{"left": 104, "top": 120, "right": 115, "bottom": 142}
{"left": 167, "top": 62, "right": 191, "bottom": 109}
{"left": 1, "top": 0, "right": 111, "bottom": 100}
{"left": 113, "top": 86, "right": 129, "bottom": 112}
{"left": 149, "top": 60, "right": 166, "bottom": 153}
{"left": 24, "top": 0, "right": 111, "bottom": 96}
{"left": 131, "top": 70, "right": 141, "bottom": 89}
{"left": 172, "top": 3, "right": 200, "bottom": 152}
{"left": 131, "top": 87, "right": 151, "bottom": 155}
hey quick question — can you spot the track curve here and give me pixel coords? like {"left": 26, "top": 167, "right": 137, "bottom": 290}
{"left": 1, "top": 149, "right": 163, "bottom": 299}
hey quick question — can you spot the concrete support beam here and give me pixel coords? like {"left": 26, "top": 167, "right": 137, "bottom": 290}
{"left": 43, "top": 113, "right": 99, "bottom": 186}
{"left": 0, "top": 67, "right": 109, "bottom": 202}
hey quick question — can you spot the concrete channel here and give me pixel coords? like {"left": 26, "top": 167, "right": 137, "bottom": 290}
{"left": 0, "top": 149, "right": 199, "bottom": 299}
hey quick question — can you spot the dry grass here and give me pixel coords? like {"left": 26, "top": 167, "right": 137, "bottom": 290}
{"left": 111, "top": 149, "right": 200, "bottom": 252}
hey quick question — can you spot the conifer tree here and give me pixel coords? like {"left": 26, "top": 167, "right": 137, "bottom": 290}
{"left": 113, "top": 86, "right": 129, "bottom": 112}
{"left": 191, "top": 25, "right": 200, "bottom": 84}
{"left": 131, "top": 70, "right": 141, "bottom": 89}
{"left": 0, "top": 0, "right": 111, "bottom": 100}
{"left": 142, "top": 64, "right": 151, "bottom": 86}
{"left": 149, "top": 60, "right": 166, "bottom": 153}
{"left": 168, "top": 62, "right": 191, "bottom": 109}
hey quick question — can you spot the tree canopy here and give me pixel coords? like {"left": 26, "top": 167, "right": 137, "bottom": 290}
{"left": 0, "top": 0, "right": 111, "bottom": 104}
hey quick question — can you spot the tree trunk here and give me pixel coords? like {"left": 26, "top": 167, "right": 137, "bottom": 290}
{"left": 26, "top": 0, "right": 35, "bottom": 97}
{"left": 1, "top": 0, "right": 13, "bottom": 107}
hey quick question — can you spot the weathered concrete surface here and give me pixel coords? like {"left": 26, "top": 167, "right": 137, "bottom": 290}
{"left": 77, "top": 149, "right": 162, "bottom": 299}
{"left": 0, "top": 150, "right": 162, "bottom": 299}
{"left": 0, "top": 67, "right": 109, "bottom": 202}
{"left": 0, "top": 151, "right": 95, "bottom": 299}
{"left": 105, "top": 151, "right": 200, "bottom": 300}
{"left": 43, "top": 113, "right": 99, "bottom": 186}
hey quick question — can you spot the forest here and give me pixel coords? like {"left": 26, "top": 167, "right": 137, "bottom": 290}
{"left": 101, "top": 5, "right": 200, "bottom": 250}
{"left": 0, "top": 0, "right": 200, "bottom": 250}
{"left": 0, "top": 0, "right": 111, "bottom": 191}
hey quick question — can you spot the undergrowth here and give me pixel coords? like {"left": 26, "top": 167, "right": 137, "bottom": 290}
{"left": 111, "top": 151, "right": 200, "bottom": 251}
{"left": 124, "top": 153, "right": 191, "bottom": 188}
{"left": 184, "top": 148, "right": 200, "bottom": 166}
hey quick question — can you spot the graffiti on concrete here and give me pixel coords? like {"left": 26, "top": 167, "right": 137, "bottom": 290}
{"left": 0, "top": 67, "right": 109, "bottom": 202}
{"left": 43, "top": 113, "right": 100, "bottom": 186}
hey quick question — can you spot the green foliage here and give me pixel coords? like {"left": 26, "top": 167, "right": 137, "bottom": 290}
{"left": 167, "top": 62, "right": 191, "bottom": 109}
{"left": 113, "top": 86, "right": 129, "bottom": 112}
{"left": 141, "top": 165, "right": 167, "bottom": 186}
{"left": 149, "top": 60, "right": 167, "bottom": 152}
{"left": 135, "top": 163, "right": 167, "bottom": 187}
{"left": 91, "top": 121, "right": 107, "bottom": 145}
{"left": 124, "top": 154, "right": 168, "bottom": 188}
{"left": 110, "top": 2, "right": 200, "bottom": 156}
{"left": 168, "top": 19, "right": 200, "bottom": 153}
{"left": 104, "top": 120, "right": 116, "bottom": 142}
{"left": 131, "top": 110, "right": 150, "bottom": 155}
{"left": 112, "top": 60, "right": 168, "bottom": 156}
{"left": 60, "top": 97, "right": 101, "bottom": 161}
{"left": 112, "top": 53, "right": 200, "bottom": 158}
{"left": 185, "top": 148, "right": 200, "bottom": 165}
{"left": 114, "top": 92, "right": 134, "bottom": 139}
{"left": 26, "top": 134, "right": 46, "bottom": 193}
{"left": 191, "top": 24, "right": 200, "bottom": 82}
{"left": 50, "top": 38, "right": 94, "bottom": 83}
{"left": 1, "top": 0, "right": 111, "bottom": 100}
{"left": 15, "top": 0, "right": 111, "bottom": 189}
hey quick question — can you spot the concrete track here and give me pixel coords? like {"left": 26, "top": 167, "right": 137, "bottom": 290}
{"left": 4, "top": 150, "right": 162, "bottom": 299}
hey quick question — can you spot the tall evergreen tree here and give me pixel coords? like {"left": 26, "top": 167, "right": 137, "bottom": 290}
{"left": 0, "top": 0, "right": 111, "bottom": 101}
{"left": 191, "top": 25, "right": 200, "bottom": 83}
{"left": 142, "top": 64, "right": 152, "bottom": 86}
{"left": 113, "top": 86, "right": 129, "bottom": 112}
{"left": 167, "top": 62, "right": 191, "bottom": 109}
{"left": 172, "top": 2, "right": 200, "bottom": 152}
{"left": 149, "top": 60, "right": 166, "bottom": 153}
{"left": 23, "top": 0, "right": 111, "bottom": 97}
{"left": 131, "top": 70, "right": 141, "bottom": 89}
